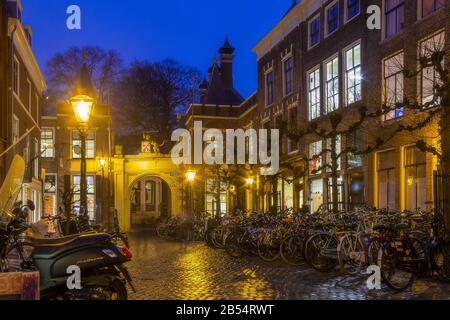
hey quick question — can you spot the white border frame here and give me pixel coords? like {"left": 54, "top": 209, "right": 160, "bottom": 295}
{"left": 324, "top": 0, "right": 340, "bottom": 38}
{"left": 323, "top": 53, "right": 340, "bottom": 114}
{"left": 344, "top": 0, "right": 361, "bottom": 24}
{"left": 282, "top": 53, "right": 294, "bottom": 98}
{"left": 264, "top": 67, "right": 274, "bottom": 107}
{"left": 307, "top": 13, "right": 321, "bottom": 50}
{"left": 307, "top": 64, "right": 322, "bottom": 121}
{"left": 342, "top": 39, "right": 362, "bottom": 107}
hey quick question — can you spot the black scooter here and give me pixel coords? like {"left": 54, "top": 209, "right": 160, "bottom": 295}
{"left": 2, "top": 202, "right": 136, "bottom": 300}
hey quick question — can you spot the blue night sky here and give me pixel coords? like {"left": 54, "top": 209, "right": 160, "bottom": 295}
{"left": 21, "top": 0, "right": 293, "bottom": 98}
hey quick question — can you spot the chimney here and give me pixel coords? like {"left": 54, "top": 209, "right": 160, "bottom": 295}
{"left": 199, "top": 79, "right": 208, "bottom": 104}
{"left": 218, "top": 36, "right": 235, "bottom": 89}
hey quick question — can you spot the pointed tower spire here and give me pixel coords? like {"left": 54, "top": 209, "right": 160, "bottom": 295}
{"left": 218, "top": 36, "right": 235, "bottom": 89}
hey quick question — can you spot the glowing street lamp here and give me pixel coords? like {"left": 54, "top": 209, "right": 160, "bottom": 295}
{"left": 245, "top": 177, "right": 254, "bottom": 186}
{"left": 70, "top": 93, "right": 95, "bottom": 215}
{"left": 186, "top": 170, "right": 196, "bottom": 182}
{"left": 70, "top": 94, "right": 95, "bottom": 125}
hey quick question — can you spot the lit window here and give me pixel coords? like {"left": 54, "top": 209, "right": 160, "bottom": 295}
{"left": 344, "top": 43, "right": 361, "bottom": 105}
{"left": 309, "top": 16, "right": 321, "bottom": 48}
{"left": 283, "top": 57, "right": 294, "bottom": 96}
{"left": 325, "top": 56, "right": 339, "bottom": 113}
{"left": 377, "top": 150, "right": 397, "bottom": 210}
{"left": 73, "top": 175, "right": 96, "bottom": 220}
{"left": 385, "top": 0, "right": 404, "bottom": 38}
{"left": 326, "top": 2, "right": 339, "bottom": 35}
{"left": 72, "top": 130, "right": 95, "bottom": 159}
{"left": 206, "top": 178, "right": 227, "bottom": 217}
{"left": 404, "top": 146, "right": 426, "bottom": 211}
{"left": 266, "top": 71, "right": 274, "bottom": 106}
{"left": 41, "top": 128, "right": 55, "bottom": 158}
{"left": 420, "top": 31, "right": 445, "bottom": 106}
{"left": 421, "top": 0, "right": 444, "bottom": 18}
{"left": 44, "top": 174, "right": 57, "bottom": 216}
{"left": 346, "top": 0, "right": 360, "bottom": 21}
{"left": 309, "top": 140, "right": 323, "bottom": 174}
{"left": 308, "top": 67, "right": 321, "bottom": 120}
{"left": 383, "top": 52, "right": 404, "bottom": 121}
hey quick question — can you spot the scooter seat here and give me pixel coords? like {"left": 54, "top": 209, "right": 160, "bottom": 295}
{"left": 30, "top": 234, "right": 81, "bottom": 247}
{"left": 32, "top": 233, "right": 113, "bottom": 260}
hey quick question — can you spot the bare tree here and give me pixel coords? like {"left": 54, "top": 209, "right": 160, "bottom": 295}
{"left": 44, "top": 46, "right": 122, "bottom": 113}
{"left": 112, "top": 59, "right": 201, "bottom": 143}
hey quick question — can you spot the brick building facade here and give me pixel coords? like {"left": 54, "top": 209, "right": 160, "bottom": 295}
{"left": 0, "top": 0, "right": 46, "bottom": 221}
{"left": 185, "top": 0, "right": 449, "bottom": 215}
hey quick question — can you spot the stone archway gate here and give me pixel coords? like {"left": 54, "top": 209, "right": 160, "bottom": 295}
{"left": 112, "top": 153, "right": 183, "bottom": 232}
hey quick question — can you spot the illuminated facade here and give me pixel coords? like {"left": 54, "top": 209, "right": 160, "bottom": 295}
{"left": 182, "top": 0, "right": 449, "bottom": 214}
{"left": 40, "top": 102, "right": 114, "bottom": 225}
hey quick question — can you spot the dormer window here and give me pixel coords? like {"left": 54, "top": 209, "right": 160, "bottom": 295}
{"left": 326, "top": 1, "right": 339, "bottom": 36}
{"left": 308, "top": 15, "right": 321, "bottom": 49}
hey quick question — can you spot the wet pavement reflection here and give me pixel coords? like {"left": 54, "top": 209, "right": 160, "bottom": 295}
{"left": 127, "top": 230, "right": 450, "bottom": 300}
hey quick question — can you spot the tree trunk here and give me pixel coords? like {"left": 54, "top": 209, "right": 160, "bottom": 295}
{"left": 330, "top": 137, "right": 339, "bottom": 214}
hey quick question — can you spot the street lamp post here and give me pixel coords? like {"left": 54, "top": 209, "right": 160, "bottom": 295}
{"left": 186, "top": 170, "right": 196, "bottom": 217}
{"left": 70, "top": 94, "right": 94, "bottom": 215}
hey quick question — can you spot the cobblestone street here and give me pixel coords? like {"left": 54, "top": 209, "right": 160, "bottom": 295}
{"left": 127, "top": 229, "right": 450, "bottom": 300}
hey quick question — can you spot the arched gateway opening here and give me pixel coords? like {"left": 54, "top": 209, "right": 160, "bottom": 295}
{"left": 130, "top": 176, "right": 171, "bottom": 225}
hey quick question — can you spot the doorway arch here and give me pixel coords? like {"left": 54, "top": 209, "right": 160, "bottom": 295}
{"left": 112, "top": 154, "right": 183, "bottom": 232}
{"left": 130, "top": 175, "right": 171, "bottom": 225}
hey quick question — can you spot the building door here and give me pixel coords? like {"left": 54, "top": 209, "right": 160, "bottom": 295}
{"left": 130, "top": 177, "right": 162, "bottom": 224}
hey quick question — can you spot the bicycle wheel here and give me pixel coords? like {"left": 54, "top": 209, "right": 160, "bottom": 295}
{"left": 304, "top": 233, "right": 338, "bottom": 272}
{"left": 430, "top": 242, "right": 450, "bottom": 282}
{"left": 257, "top": 233, "right": 280, "bottom": 262}
{"left": 211, "top": 227, "right": 226, "bottom": 249}
{"left": 280, "top": 235, "right": 304, "bottom": 266}
{"left": 225, "top": 231, "right": 245, "bottom": 258}
{"left": 377, "top": 244, "right": 415, "bottom": 291}
{"left": 339, "top": 233, "right": 365, "bottom": 268}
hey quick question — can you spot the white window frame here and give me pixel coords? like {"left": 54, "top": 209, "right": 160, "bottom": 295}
{"left": 265, "top": 68, "right": 274, "bottom": 107}
{"left": 308, "top": 14, "right": 321, "bottom": 50}
{"left": 382, "top": 51, "right": 404, "bottom": 121}
{"left": 309, "top": 140, "right": 323, "bottom": 175}
{"left": 325, "top": 0, "right": 339, "bottom": 38}
{"left": 282, "top": 54, "right": 294, "bottom": 98}
{"left": 307, "top": 65, "right": 321, "bottom": 121}
{"left": 418, "top": 30, "right": 445, "bottom": 106}
{"left": 44, "top": 173, "right": 57, "bottom": 194}
{"left": 343, "top": 40, "right": 362, "bottom": 106}
{"left": 13, "top": 55, "right": 20, "bottom": 94}
{"left": 72, "top": 129, "right": 96, "bottom": 159}
{"left": 344, "top": 0, "right": 361, "bottom": 23}
{"left": 41, "top": 127, "right": 55, "bottom": 158}
{"left": 323, "top": 54, "right": 340, "bottom": 114}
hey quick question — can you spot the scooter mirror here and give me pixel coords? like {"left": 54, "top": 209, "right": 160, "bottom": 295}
{"left": 27, "top": 200, "right": 35, "bottom": 211}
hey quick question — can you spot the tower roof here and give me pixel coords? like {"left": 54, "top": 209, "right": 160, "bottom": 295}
{"left": 219, "top": 36, "right": 235, "bottom": 54}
